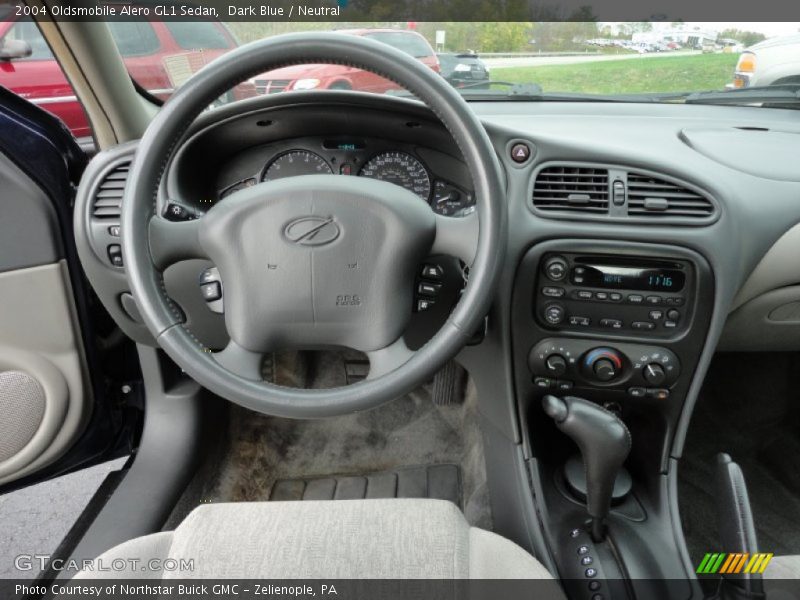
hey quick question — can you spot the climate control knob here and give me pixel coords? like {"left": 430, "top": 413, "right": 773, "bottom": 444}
{"left": 545, "top": 354, "right": 568, "bottom": 377}
{"left": 642, "top": 363, "right": 666, "bottom": 385}
{"left": 584, "top": 347, "right": 624, "bottom": 383}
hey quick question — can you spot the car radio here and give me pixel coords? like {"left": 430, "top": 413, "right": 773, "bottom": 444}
{"left": 534, "top": 253, "right": 694, "bottom": 338}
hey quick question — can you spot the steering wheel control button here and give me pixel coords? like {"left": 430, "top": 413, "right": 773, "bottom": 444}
{"left": 420, "top": 264, "right": 443, "bottom": 280}
{"left": 585, "top": 567, "right": 598, "bottom": 578}
{"left": 569, "top": 528, "right": 581, "bottom": 539}
{"left": 581, "top": 556, "right": 594, "bottom": 566}
{"left": 107, "top": 244, "right": 123, "bottom": 267}
{"left": 543, "top": 256, "right": 568, "bottom": 281}
{"left": 589, "top": 581, "right": 602, "bottom": 591}
{"left": 416, "top": 298, "right": 435, "bottom": 312}
{"left": 510, "top": 142, "right": 531, "bottom": 163}
{"left": 200, "top": 282, "right": 222, "bottom": 302}
{"left": 578, "top": 545, "right": 590, "bottom": 555}
{"left": 108, "top": 225, "right": 121, "bottom": 237}
{"left": 417, "top": 282, "right": 441, "bottom": 297}
{"left": 542, "top": 286, "right": 565, "bottom": 298}
{"left": 544, "top": 304, "right": 566, "bottom": 325}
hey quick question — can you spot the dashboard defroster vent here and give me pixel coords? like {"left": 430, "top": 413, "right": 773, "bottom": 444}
{"left": 92, "top": 162, "right": 130, "bottom": 219}
{"left": 627, "top": 172, "right": 714, "bottom": 219}
{"left": 532, "top": 165, "right": 609, "bottom": 214}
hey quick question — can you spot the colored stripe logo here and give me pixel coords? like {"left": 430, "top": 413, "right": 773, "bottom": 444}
{"left": 696, "top": 552, "right": 774, "bottom": 574}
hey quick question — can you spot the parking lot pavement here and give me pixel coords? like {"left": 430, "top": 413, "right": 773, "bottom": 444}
{"left": 0, "top": 457, "right": 127, "bottom": 580}
{"left": 484, "top": 50, "right": 701, "bottom": 69}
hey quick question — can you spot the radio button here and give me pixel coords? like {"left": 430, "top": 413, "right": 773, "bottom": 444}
{"left": 609, "top": 292, "right": 623, "bottom": 302}
{"left": 568, "top": 316, "right": 591, "bottom": 327}
{"left": 576, "top": 290, "right": 593, "bottom": 300}
{"left": 542, "top": 286, "right": 565, "bottom": 298}
{"left": 628, "top": 294, "right": 644, "bottom": 304}
{"left": 648, "top": 310, "right": 664, "bottom": 321}
{"left": 631, "top": 321, "right": 655, "bottom": 330}
{"left": 600, "top": 318, "right": 623, "bottom": 329}
{"left": 544, "top": 304, "right": 566, "bottom": 325}
{"left": 646, "top": 295, "right": 663, "bottom": 305}
{"left": 595, "top": 292, "right": 608, "bottom": 301}
{"left": 664, "top": 320, "right": 678, "bottom": 328}
{"left": 544, "top": 256, "right": 568, "bottom": 281}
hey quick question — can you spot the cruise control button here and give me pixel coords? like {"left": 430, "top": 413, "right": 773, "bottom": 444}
{"left": 416, "top": 298, "right": 435, "bottom": 312}
{"left": 628, "top": 294, "right": 643, "bottom": 304}
{"left": 108, "top": 225, "right": 121, "bottom": 237}
{"left": 417, "top": 282, "right": 441, "bottom": 296}
{"left": 585, "top": 567, "right": 598, "bottom": 578}
{"left": 200, "top": 282, "right": 222, "bottom": 302}
{"left": 581, "top": 556, "right": 594, "bottom": 565}
{"left": 589, "top": 580, "right": 602, "bottom": 591}
{"left": 631, "top": 321, "right": 655, "bottom": 330}
{"left": 578, "top": 545, "right": 590, "bottom": 555}
{"left": 107, "top": 244, "right": 123, "bottom": 267}
{"left": 542, "top": 286, "right": 565, "bottom": 298}
{"left": 420, "top": 264, "right": 443, "bottom": 280}
{"left": 199, "top": 268, "right": 219, "bottom": 284}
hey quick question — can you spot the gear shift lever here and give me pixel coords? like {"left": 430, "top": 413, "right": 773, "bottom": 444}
{"left": 543, "top": 395, "right": 631, "bottom": 542}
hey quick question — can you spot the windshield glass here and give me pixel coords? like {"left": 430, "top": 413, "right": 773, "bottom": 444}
{"left": 102, "top": 21, "right": 800, "bottom": 107}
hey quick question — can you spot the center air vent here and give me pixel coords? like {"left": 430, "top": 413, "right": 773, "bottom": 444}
{"left": 627, "top": 172, "right": 715, "bottom": 219}
{"left": 92, "top": 162, "right": 130, "bottom": 219}
{"left": 532, "top": 166, "right": 609, "bottom": 214}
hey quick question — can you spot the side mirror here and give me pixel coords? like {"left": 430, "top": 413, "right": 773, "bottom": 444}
{"left": 0, "top": 39, "right": 33, "bottom": 61}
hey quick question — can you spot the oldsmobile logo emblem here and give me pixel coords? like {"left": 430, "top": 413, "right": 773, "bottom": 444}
{"left": 283, "top": 216, "right": 341, "bottom": 247}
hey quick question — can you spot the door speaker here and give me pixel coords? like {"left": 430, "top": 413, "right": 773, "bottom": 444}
{"left": 0, "top": 370, "right": 46, "bottom": 463}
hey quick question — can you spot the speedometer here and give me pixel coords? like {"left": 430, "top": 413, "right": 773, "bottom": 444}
{"left": 263, "top": 150, "right": 332, "bottom": 181}
{"left": 358, "top": 151, "right": 431, "bottom": 201}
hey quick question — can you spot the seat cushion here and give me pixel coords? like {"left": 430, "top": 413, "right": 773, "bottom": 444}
{"left": 74, "top": 499, "right": 553, "bottom": 579}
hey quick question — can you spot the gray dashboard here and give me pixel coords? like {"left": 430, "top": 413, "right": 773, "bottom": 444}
{"left": 74, "top": 93, "right": 800, "bottom": 404}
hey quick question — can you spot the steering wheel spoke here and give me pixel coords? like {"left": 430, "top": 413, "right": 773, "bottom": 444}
{"left": 431, "top": 211, "right": 479, "bottom": 265}
{"left": 366, "top": 337, "right": 415, "bottom": 380}
{"left": 148, "top": 215, "right": 207, "bottom": 270}
{"left": 213, "top": 339, "right": 264, "bottom": 381}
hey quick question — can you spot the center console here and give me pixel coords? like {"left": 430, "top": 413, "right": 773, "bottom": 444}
{"left": 512, "top": 240, "right": 714, "bottom": 600}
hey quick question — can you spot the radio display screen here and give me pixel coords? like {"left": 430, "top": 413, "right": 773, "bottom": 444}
{"left": 572, "top": 263, "right": 686, "bottom": 292}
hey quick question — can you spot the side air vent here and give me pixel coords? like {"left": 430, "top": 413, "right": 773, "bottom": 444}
{"left": 627, "top": 172, "right": 715, "bottom": 219}
{"left": 532, "top": 166, "right": 609, "bottom": 214}
{"left": 92, "top": 162, "right": 130, "bottom": 218}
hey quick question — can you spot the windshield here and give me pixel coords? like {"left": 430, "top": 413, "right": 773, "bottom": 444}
{"left": 102, "top": 21, "right": 800, "bottom": 107}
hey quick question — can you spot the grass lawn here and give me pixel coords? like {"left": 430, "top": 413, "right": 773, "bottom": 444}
{"left": 491, "top": 53, "right": 739, "bottom": 95}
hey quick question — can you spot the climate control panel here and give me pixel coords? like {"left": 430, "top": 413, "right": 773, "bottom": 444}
{"left": 528, "top": 338, "right": 680, "bottom": 399}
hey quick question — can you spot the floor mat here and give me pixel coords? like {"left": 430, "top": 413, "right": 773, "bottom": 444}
{"left": 679, "top": 353, "right": 800, "bottom": 561}
{"left": 167, "top": 351, "right": 492, "bottom": 530}
{"left": 269, "top": 464, "right": 462, "bottom": 506}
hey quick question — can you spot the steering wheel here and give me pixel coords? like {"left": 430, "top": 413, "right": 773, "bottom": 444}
{"left": 121, "top": 33, "right": 506, "bottom": 418}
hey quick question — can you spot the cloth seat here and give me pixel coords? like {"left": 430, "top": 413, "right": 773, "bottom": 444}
{"left": 74, "top": 499, "right": 555, "bottom": 580}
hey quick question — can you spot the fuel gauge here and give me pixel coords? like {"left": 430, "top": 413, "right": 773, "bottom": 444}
{"left": 432, "top": 180, "right": 475, "bottom": 216}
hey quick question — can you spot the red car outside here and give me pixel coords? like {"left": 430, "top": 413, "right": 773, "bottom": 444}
{"left": 0, "top": 16, "right": 254, "bottom": 138}
{"left": 252, "top": 29, "right": 440, "bottom": 94}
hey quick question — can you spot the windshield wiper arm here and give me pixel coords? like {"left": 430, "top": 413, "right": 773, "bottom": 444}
{"left": 683, "top": 84, "right": 800, "bottom": 106}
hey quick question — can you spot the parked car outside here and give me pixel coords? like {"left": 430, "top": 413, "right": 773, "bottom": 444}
{"left": 729, "top": 34, "right": 800, "bottom": 88}
{"left": 252, "top": 29, "right": 439, "bottom": 94}
{"left": 437, "top": 52, "right": 490, "bottom": 89}
{"left": 0, "top": 15, "right": 256, "bottom": 138}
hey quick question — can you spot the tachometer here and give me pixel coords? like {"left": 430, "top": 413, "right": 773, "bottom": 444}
{"left": 358, "top": 151, "right": 431, "bottom": 201}
{"left": 263, "top": 150, "right": 332, "bottom": 181}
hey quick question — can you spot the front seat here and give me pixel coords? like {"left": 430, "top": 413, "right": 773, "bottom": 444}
{"left": 74, "top": 499, "right": 555, "bottom": 580}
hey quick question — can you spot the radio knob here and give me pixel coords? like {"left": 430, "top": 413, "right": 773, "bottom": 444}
{"left": 544, "top": 256, "right": 568, "bottom": 282}
{"left": 545, "top": 354, "right": 568, "bottom": 377}
{"left": 593, "top": 358, "right": 618, "bottom": 382}
{"left": 643, "top": 363, "right": 666, "bottom": 385}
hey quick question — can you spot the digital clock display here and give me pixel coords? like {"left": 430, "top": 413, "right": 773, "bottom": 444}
{"left": 574, "top": 263, "right": 685, "bottom": 291}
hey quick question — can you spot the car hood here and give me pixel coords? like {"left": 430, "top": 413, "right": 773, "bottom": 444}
{"left": 748, "top": 34, "right": 800, "bottom": 52}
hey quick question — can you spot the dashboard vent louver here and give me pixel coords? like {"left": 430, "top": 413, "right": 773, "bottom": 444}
{"left": 92, "top": 162, "right": 130, "bottom": 219}
{"left": 532, "top": 166, "right": 609, "bottom": 214}
{"left": 627, "top": 172, "right": 714, "bottom": 219}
